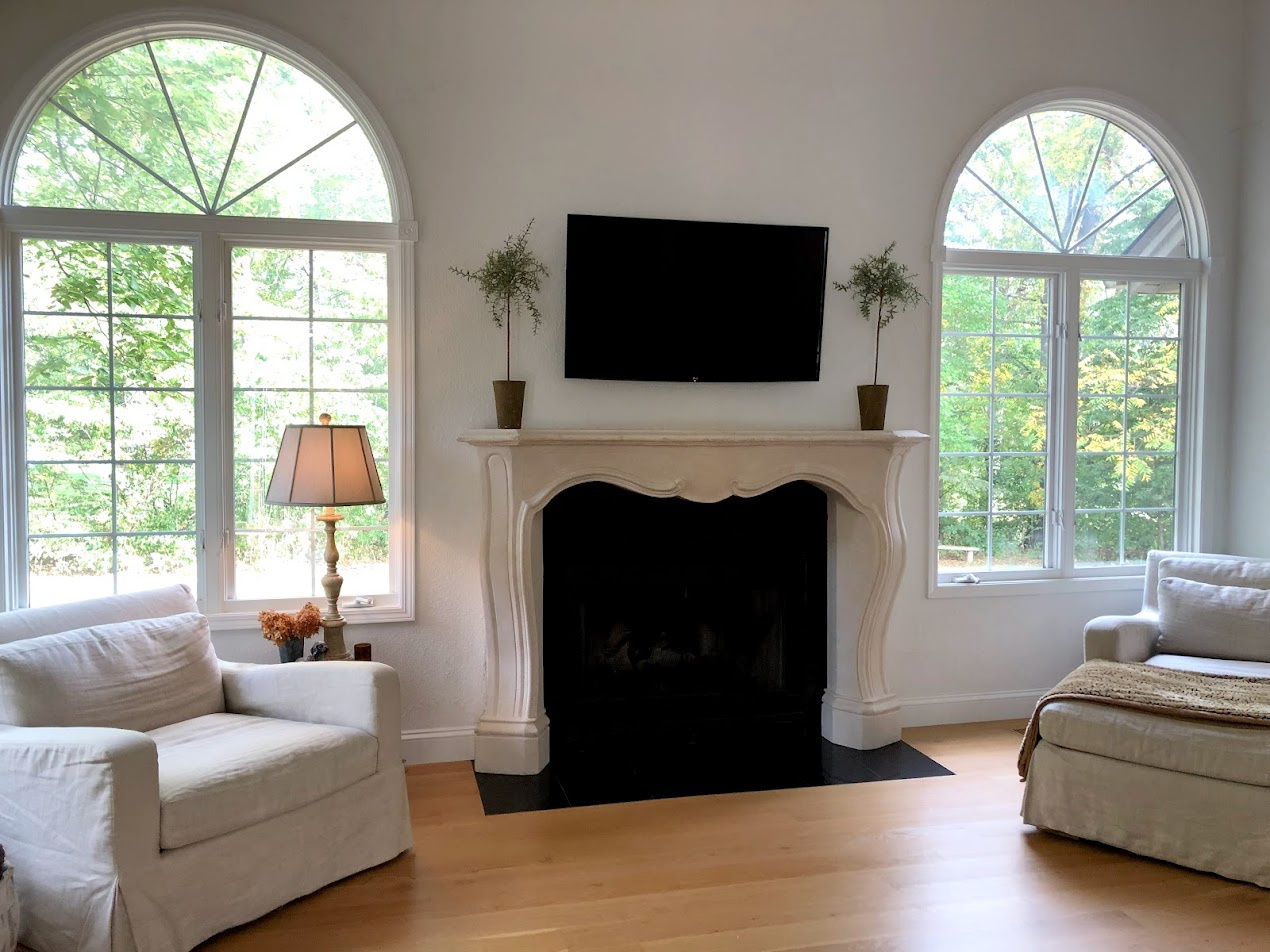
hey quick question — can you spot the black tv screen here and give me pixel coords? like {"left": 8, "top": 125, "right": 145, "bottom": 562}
{"left": 565, "top": 214, "right": 828, "bottom": 382}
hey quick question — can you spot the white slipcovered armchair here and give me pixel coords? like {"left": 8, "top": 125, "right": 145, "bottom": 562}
{"left": 0, "top": 585, "right": 412, "bottom": 952}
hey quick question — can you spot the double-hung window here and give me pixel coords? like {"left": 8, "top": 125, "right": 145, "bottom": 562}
{"left": 0, "top": 27, "right": 414, "bottom": 621}
{"left": 935, "top": 105, "right": 1204, "bottom": 586}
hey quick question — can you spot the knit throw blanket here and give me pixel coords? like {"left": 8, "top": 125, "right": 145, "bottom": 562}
{"left": 1018, "top": 659, "right": 1270, "bottom": 779}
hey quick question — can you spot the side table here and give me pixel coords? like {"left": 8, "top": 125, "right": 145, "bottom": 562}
{"left": 0, "top": 863, "right": 17, "bottom": 952}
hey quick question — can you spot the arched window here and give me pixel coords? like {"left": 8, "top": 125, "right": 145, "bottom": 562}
{"left": 0, "top": 22, "right": 414, "bottom": 622}
{"left": 934, "top": 102, "right": 1204, "bottom": 588}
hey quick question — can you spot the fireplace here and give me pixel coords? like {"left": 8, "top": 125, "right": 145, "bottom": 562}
{"left": 459, "top": 428, "right": 927, "bottom": 774}
{"left": 543, "top": 481, "right": 827, "bottom": 769}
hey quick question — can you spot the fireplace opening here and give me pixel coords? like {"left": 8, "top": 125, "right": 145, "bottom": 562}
{"left": 543, "top": 480, "right": 828, "bottom": 798}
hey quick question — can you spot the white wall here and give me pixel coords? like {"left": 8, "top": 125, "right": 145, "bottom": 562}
{"left": 1232, "top": 0, "right": 1270, "bottom": 558}
{"left": 0, "top": 0, "right": 1246, "bottom": 756}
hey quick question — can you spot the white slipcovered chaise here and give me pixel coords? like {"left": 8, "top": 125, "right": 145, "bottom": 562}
{"left": 1022, "top": 550, "right": 1270, "bottom": 887}
{"left": 0, "top": 584, "right": 412, "bottom": 952}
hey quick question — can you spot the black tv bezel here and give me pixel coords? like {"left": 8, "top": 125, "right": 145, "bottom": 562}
{"left": 564, "top": 213, "right": 829, "bottom": 383}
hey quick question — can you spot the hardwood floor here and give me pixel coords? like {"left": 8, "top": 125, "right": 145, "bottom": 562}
{"left": 199, "top": 721, "right": 1269, "bottom": 951}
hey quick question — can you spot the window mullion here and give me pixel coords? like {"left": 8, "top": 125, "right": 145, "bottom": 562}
{"left": 1056, "top": 265, "right": 1082, "bottom": 576}
{"left": 1043, "top": 269, "right": 1063, "bottom": 574}
{"left": 1119, "top": 286, "right": 1131, "bottom": 564}
{"left": 0, "top": 229, "right": 25, "bottom": 611}
{"left": 386, "top": 242, "right": 413, "bottom": 620}
{"left": 106, "top": 241, "right": 119, "bottom": 594}
{"left": 986, "top": 276, "right": 997, "bottom": 571}
{"left": 1174, "top": 277, "right": 1200, "bottom": 550}
{"left": 195, "top": 232, "right": 227, "bottom": 614}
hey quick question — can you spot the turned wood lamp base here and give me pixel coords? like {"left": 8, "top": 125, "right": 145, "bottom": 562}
{"left": 316, "top": 506, "right": 352, "bottom": 661}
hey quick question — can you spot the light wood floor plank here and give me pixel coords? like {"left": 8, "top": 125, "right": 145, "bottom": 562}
{"left": 197, "top": 721, "right": 1268, "bottom": 951}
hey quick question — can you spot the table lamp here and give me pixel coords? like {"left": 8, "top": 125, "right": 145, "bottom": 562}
{"left": 265, "top": 413, "right": 384, "bottom": 660}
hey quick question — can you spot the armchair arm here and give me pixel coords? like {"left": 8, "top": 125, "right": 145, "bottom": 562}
{"left": 1084, "top": 611, "right": 1160, "bottom": 662}
{"left": 0, "top": 726, "right": 159, "bottom": 871}
{"left": 220, "top": 661, "right": 401, "bottom": 771}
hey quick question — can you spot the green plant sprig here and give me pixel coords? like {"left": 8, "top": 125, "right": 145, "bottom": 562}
{"left": 451, "top": 220, "right": 550, "bottom": 381}
{"left": 833, "top": 241, "right": 927, "bottom": 386}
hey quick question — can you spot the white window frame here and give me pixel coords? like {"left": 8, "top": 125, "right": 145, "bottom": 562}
{"left": 0, "top": 14, "right": 418, "bottom": 627}
{"left": 929, "top": 92, "right": 1209, "bottom": 598}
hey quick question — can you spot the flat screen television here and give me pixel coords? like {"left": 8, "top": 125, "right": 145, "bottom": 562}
{"left": 565, "top": 214, "right": 829, "bottom": 382}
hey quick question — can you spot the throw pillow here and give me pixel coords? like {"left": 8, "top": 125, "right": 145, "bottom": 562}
{"left": 1157, "top": 556, "right": 1270, "bottom": 591}
{"left": 0, "top": 612, "right": 224, "bottom": 731}
{"left": 1156, "top": 576, "right": 1270, "bottom": 663}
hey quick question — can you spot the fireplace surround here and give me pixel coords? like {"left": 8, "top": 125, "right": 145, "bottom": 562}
{"left": 459, "top": 428, "right": 927, "bottom": 775}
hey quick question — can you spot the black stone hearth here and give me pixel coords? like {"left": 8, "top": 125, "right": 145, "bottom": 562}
{"left": 475, "top": 738, "right": 954, "bottom": 815}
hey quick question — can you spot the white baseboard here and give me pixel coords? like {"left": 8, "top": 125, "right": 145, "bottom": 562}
{"left": 400, "top": 726, "right": 475, "bottom": 765}
{"left": 898, "top": 688, "right": 1044, "bottom": 728}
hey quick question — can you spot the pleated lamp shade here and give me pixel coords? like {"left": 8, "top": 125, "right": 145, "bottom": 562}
{"left": 266, "top": 423, "right": 385, "bottom": 506}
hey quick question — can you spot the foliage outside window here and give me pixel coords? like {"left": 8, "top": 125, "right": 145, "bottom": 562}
{"left": 231, "top": 247, "right": 390, "bottom": 600}
{"left": 22, "top": 239, "right": 197, "bottom": 603}
{"left": 3, "top": 30, "right": 406, "bottom": 613}
{"left": 1073, "top": 279, "right": 1179, "bottom": 565}
{"left": 939, "top": 274, "right": 1051, "bottom": 571}
{"left": 937, "top": 107, "right": 1197, "bottom": 583}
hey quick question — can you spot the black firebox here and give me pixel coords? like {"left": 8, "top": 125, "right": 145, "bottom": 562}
{"left": 543, "top": 480, "right": 828, "bottom": 788}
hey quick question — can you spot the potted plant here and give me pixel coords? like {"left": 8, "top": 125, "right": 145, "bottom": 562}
{"left": 259, "top": 602, "right": 321, "bottom": 662}
{"left": 834, "top": 241, "right": 927, "bottom": 430}
{"left": 451, "top": 220, "right": 550, "bottom": 429}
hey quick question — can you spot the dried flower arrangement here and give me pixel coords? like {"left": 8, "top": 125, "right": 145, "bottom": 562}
{"left": 258, "top": 603, "right": 321, "bottom": 646}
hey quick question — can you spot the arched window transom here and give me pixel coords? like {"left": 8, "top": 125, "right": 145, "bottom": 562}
{"left": 946, "top": 110, "right": 1185, "bottom": 258}
{"left": 12, "top": 37, "right": 390, "bottom": 221}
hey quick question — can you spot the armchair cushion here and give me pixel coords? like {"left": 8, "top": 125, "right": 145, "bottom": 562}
{"left": 1157, "top": 577, "right": 1270, "bottom": 663}
{"left": 1148, "top": 653, "right": 1270, "bottom": 677}
{"left": 149, "top": 713, "right": 377, "bottom": 849}
{"left": 1038, "top": 699, "right": 1270, "bottom": 788}
{"left": 0, "top": 613, "right": 223, "bottom": 732}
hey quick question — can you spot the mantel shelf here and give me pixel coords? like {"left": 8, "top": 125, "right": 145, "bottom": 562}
{"left": 460, "top": 428, "right": 929, "bottom": 447}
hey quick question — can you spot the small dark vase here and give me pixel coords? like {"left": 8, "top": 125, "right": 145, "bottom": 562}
{"left": 277, "top": 636, "right": 304, "bottom": 663}
{"left": 492, "top": 379, "right": 526, "bottom": 429}
{"left": 857, "top": 384, "right": 889, "bottom": 431}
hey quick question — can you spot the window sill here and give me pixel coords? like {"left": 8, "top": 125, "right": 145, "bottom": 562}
{"left": 207, "top": 604, "right": 412, "bottom": 631}
{"left": 928, "top": 575, "right": 1144, "bottom": 599}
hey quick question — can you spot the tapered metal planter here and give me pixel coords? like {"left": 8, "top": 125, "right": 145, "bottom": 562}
{"left": 493, "top": 380, "right": 526, "bottom": 429}
{"left": 277, "top": 636, "right": 304, "bottom": 663}
{"left": 857, "top": 384, "right": 889, "bottom": 431}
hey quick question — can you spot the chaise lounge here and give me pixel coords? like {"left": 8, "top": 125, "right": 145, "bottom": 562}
{"left": 1021, "top": 549, "right": 1270, "bottom": 887}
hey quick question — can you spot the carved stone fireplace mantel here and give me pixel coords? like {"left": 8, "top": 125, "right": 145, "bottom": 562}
{"left": 459, "top": 428, "right": 928, "bottom": 775}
